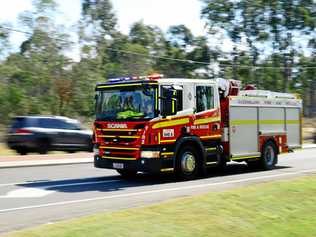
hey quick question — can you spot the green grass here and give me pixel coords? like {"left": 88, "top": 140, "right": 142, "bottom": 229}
{"left": 3, "top": 175, "right": 316, "bottom": 237}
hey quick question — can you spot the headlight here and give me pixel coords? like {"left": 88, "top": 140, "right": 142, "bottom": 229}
{"left": 141, "top": 151, "right": 160, "bottom": 159}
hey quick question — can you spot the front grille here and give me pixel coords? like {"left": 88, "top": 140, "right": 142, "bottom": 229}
{"left": 96, "top": 128, "right": 141, "bottom": 144}
{"left": 96, "top": 128, "right": 142, "bottom": 160}
{"left": 100, "top": 146, "right": 140, "bottom": 160}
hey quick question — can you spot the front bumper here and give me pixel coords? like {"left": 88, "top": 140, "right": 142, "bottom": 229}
{"left": 7, "top": 135, "right": 37, "bottom": 150}
{"left": 94, "top": 156, "right": 173, "bottom": 174}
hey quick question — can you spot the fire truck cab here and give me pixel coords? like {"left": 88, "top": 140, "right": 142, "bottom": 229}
{"left": 94, "top": 76, "right": 302, "bottom": 179}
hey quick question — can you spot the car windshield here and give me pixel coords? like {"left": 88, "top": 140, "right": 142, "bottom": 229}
{"left": 95, "top": 86, "right": 156, "bottom": 121}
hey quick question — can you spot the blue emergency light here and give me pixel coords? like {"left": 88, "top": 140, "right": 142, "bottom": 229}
{"left": 108, "top": 74, "right": 163, "bottom": 83}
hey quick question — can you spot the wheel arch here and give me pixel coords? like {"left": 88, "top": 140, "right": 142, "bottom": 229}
{"left": 173, "top": 136, "right": 207, "bottom": 171}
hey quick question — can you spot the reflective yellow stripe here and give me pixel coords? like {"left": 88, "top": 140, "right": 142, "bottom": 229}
{"left": 161, "top": 168, "right": 174, "bottom": 172}
{"left": 158, "top": 132, "right": 161, "bottom": 144}
{"left": 200, "top": 135, "right": 222, "bottom": 140}
{"left": 98, "top": 135, "right": 139, "bottom": 139}
{"left": 100, "top": 146, "right": 139, "bottom": 151}
{"left": 160, "top": 139, "right": 176, "bottom": 143}
{"left": 119, "top": 136, "right": 140, "bottom": 139}
{"left": 194, "top": 116, "right": 221, "bottom": 125}
{"left": 287, "top": 120, "right": 300, "bottom": 125}
{"left": 161, "top": 152, "right": 174, "bottom": 156}
{"left": 152, "top": 118, "right": 189, "bottom": 129}
{"left": 231, "top": 156, "right": 259, "bottom": 160}
{"left": 155, "top": 88, "right": 158, "bottom": 110}
{"left": 97, "top": 82, "right": 157, "bottom": 89}
{"left": 102, "top": 156, "right": 136, "bottom": 160}
{"left": 231, "top": 120, "right": 300, "bottom": 126}
{"left": 231, "top": 120, "right": 257, "bottom": 125}
{"left": 97, "top": 83, "right": 142, "bottom": 89}
{"left": 206, "top": 147, "right": 217, "bottom": 151}
{"left": 172, "top": 91, "right": 176, "bottom": 113}
{"left": 206, "top": 161, "right": 218, "bottom": 165}
{"left": 98, "top": 135, "right": 116, "bottom": 138}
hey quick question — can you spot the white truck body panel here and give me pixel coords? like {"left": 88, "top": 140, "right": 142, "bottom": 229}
{"left": 229, "top": 106, "right": 259, "bottom": 157}
{"left": 229, "top": 96, "right": 302, "bottom": 157}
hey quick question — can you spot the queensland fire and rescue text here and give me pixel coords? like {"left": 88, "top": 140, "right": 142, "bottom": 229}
{"left": 93, "top": 75, "right": 302, "bottom": 179}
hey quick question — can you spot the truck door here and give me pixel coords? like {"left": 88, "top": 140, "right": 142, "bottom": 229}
{"left": 229, "top": 106, "right": 259, "bottom": 156}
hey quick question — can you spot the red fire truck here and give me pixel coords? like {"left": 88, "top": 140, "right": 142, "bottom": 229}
{"left": 94, "top": 75, "right": 302, "bottom": 179}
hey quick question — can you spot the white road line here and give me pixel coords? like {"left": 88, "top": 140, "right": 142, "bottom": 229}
{"left": 0, "top": 168, "right": 315, "bottom": 213}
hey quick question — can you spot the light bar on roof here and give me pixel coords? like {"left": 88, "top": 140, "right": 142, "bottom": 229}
{"left": 108, "top": 74, "right": 163, "bottom": 83}
{"left": 148, "top": 74, "right": 164, "bottom": 80}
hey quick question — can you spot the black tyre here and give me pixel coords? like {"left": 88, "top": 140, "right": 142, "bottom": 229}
{"left": 38, "top": 139, "right": 50, "bottom": 154}
{"left": 67, "top": 150, "right": 76, "bottom": 154}
{"left": 116, "top": 169, "right": 138, "bottom": 179}
{"left": 217, "top": 154, "right": 227, "bottom": 171}
{"left": 247, "top": 141, "right": 278, "bottom": 170}
{"left": 176, "top": 145, "right": 199, "bottom": 180}
{"left": 16, "top": 149, "right": 28, "bottom": 156}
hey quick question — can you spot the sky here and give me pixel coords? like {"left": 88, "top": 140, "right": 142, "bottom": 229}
{"left": 0, "top": 0, "right": 207, "bottom": 58}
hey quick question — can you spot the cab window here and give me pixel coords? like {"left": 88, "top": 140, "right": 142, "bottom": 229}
{"left": 176, "top": 89, "right": 183, "bottom": 112}
{"left": 160, "top": 86, "right": 183, "bottom": 115}
{"left": 196, "top": 86, "right": 214, "bottom": 112}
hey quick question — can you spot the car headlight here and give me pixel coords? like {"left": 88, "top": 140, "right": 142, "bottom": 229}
{"left": 141, "top": 151, "right": 160, "bottom": 159}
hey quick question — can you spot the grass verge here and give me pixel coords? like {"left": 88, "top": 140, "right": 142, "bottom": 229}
{"left": 2, "top": 175, "right": 316, "bottom": 237}
{"left": 0, "top": 143, "right": 16, "bottom": 156}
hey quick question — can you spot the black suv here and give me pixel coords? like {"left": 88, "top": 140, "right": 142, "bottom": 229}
{"left": 7, "top": 116, "right": 93, "bottom": 155}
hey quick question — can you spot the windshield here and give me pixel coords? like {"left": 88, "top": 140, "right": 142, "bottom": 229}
{"left": 96, "top": 86, "right": 156, "bottom": 121}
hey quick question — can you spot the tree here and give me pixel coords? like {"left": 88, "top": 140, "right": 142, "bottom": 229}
{"left": 0, "top": 25, "right": 10, "bottom": 58}
{"left": 15, "top": 0, "right": 73, "bottom": 115}
{"left": 167, "top": 25, "right": 194, "bottom": 49}
{"left": 201, "top": 0, "right": 316, "bottom": 92}
{"left": 201, "top": 0, "right": 244, "bottom": 80}
{"left": 82, "top": 0, "right": 117, "bottom": 38}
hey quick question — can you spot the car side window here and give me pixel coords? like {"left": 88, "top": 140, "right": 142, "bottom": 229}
{"left": 63, "top": 122, "right": 81, "bottom": 130}
{"left": 196, "top": 86, "right": 214, "bottom": 113}
{"left": 38, "top": 119, "right": 64, "bottom": 129}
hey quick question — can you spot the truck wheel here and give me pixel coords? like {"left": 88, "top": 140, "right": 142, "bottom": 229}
{"left": 248, "top": 141, "right": 278, "bottom": 170}
{"left": 176, "top": 146, "right": 199, "bottom": 180}
{"left": 216, "top": 154, "right": 227, "bottom": 171}
{"left": 116, "top": 169, "right": 138, "bottom": 179}
{"left": 261, "top": 141, "right": 278, "bottom": 170}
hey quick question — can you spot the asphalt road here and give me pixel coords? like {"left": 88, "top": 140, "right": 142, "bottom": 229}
{"left": 1, "top": 149, "right": 316, "bottom": 234}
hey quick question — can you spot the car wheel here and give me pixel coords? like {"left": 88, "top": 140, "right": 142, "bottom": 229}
{"left": 38, "top": 139, "right": 50, "bottom": 154}
{"left": 16, "top": 149, "right": 28, "bottom": 156}
{"left": 67, "top": 150, "right": 76, "bottom": 154}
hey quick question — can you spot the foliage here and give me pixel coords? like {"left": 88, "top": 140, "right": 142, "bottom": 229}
{"left": 0, "top": 0, "right": 316, "bottom": 123}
